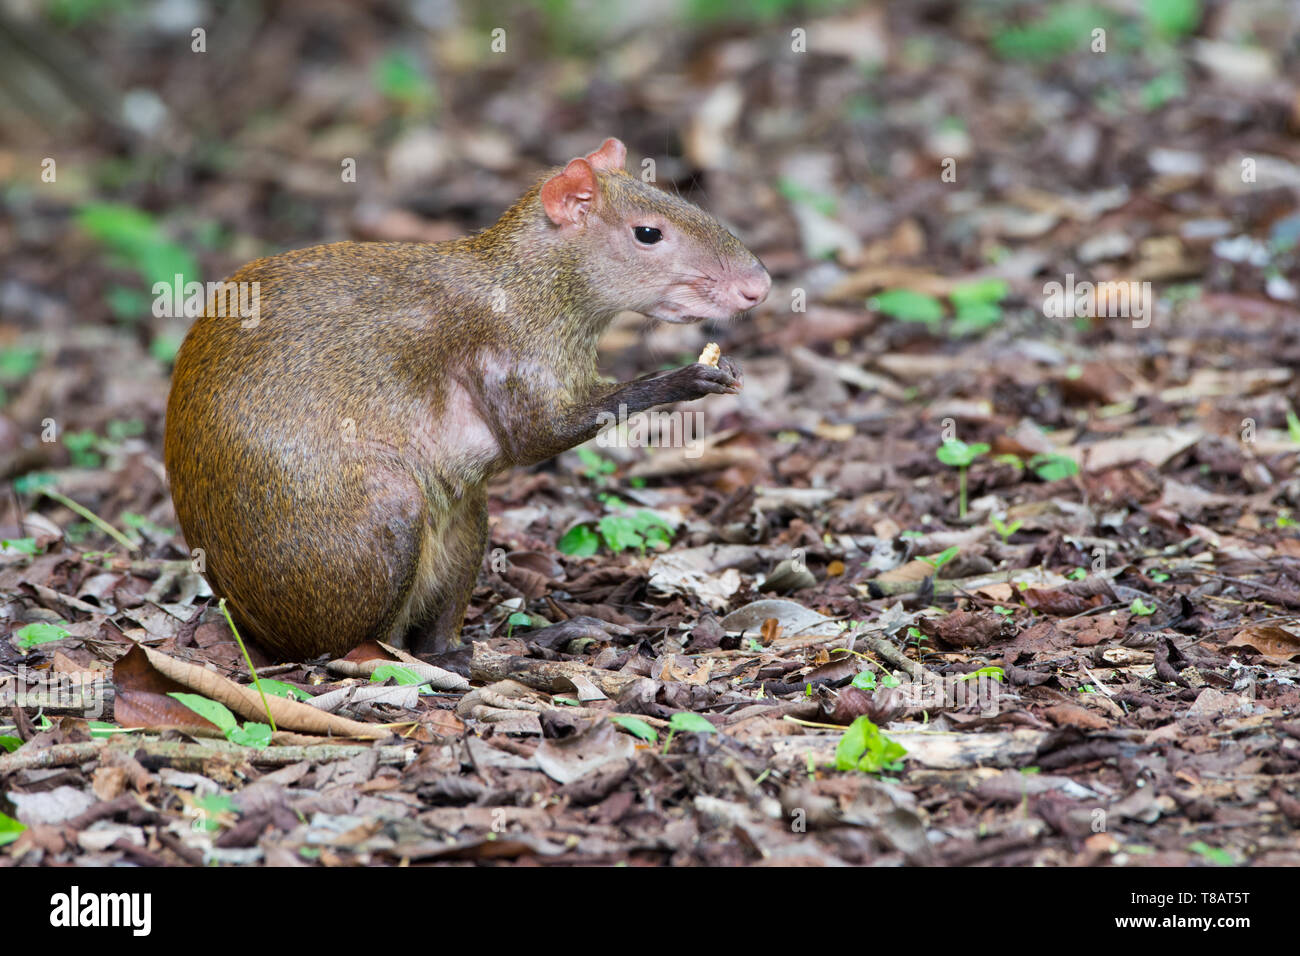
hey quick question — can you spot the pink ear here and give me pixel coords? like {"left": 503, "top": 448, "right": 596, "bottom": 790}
{"left": 541, "top": 158, "right": 598, "bottom": 226}
{"left": 584, "top": 138, "right": 627, "bottom": 171}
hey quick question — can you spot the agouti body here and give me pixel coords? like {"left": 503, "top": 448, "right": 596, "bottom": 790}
{"left": 164, "top": 138, "right": 770, "bottom": 660}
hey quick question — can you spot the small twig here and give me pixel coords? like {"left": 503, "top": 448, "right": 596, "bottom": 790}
{"left": 38, "top": 488, "right": 136, "bottom": 552}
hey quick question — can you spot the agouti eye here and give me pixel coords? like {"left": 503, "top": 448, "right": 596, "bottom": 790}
{"left": 633, "top": 226, "right": 663, "bottom": 245}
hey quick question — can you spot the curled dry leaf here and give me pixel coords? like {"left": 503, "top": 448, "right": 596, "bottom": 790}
{"left": 113, "top": 644, "right": 392, "bottom": 739}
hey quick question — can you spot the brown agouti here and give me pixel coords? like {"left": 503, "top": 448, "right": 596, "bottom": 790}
{"left": 164, "top": 138, "right": 770, "bottom": 660}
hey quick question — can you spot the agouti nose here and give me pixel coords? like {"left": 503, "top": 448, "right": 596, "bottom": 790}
{"left": 733, "top": 267, "right": 771, "bottom": 309}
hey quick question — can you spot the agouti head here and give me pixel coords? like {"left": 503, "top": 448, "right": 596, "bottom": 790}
{"left": 481, "top": 138, "right": 770, "bottom": 324}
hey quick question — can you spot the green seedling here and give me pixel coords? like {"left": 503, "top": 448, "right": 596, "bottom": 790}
{"left": 992, "top": 4, "right": 1112, "bottom": 62}
{"left": 1130, "top": 597, "right": 1157, "bottom": 616}
{"left": 1287, "top": 409, "right": 1300, "bottom": 444}
{"left": 370, "top": 664, "right": 433, "bottom": 695}
{"left": 959, "top": 666, "right": 1005, "bottom": 682}
{"left": 218, "top": 598, "right": 276, "bottom": 731}
{"left": 1147, "top": 569, "right": 1170, "bottom": 583}
{"left": 169, "top": 693, "right": 272, "bottom": 749}
{"left": 505, "top": 611, "right": 537, "bottom": 638}
{"left": 610, "top": 714, "right": 658, "bottom": 743}
{"left": 661, "top": 712, "right": 717, "bottom": 754}
{"left": 372, "top": 49, "right": 437, "bottom": 112}
{"left": 251, "top": 679, "right": 312, "bottom": 702}
{"left": 2, "top": 538, "right": 39, "bottom": 555}
{"left": 920, "top": 545, "right": 959, "bottom": 574}
{"left": 993, "top": 605, "right": 1015, "bottom": 617}
{"left": 990, "top": 516, "right": 1023, "bottom": 541}
{"left": 576, "top": 446, "right": 616, "bottom": 486}
{"left": 936, "top": 440, "right": 989, "bottom": 517}
{"left": 949, "top": 278, "right": 1009, "bottom": 335}
{"left": 77, "top": 203, "right": 200, "bottom": 322}
{"left": 1067, "top": 567, "right": 1088, "bottom": 581}
{"left": 1028, "top": 453, "right": 1079, "bottom": 482}
{"left": 190, "top": 793, "right": 236, "bottom": 834}
{"left": 851, "top": 670, "right": 877, "bottom": 692}
{"left": 833, "top": 716, "right": 907, "bottom": 774}
{"left": 776, "top": 177, "right": 838, "bottom": 216}
{"left": 0, "top": 812, "right": 26, "bottom": 847}
{"left": 1187, "top": 841, "right": 1234, "bottom": 866}
{"left": 869, "top": 288, "right": 944, "bottom": 326}
{"left": 15, "top": 622, "right": 70, "bottom": 650}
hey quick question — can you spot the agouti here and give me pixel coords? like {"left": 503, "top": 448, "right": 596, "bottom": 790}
{"left": 164, "top": 138, "right": 770, "bottom": 660}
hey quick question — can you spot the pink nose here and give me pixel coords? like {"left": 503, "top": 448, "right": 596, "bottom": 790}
{"left": 732, "top": 266, "right": 771, "bottom": 309}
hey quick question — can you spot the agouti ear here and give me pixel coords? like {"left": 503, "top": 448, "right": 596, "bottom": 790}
{"left": 541, "top": 158, "right": 599, "bottom": 227}
{"left": 584, "top": 138, "right": 627, "bottom": 171}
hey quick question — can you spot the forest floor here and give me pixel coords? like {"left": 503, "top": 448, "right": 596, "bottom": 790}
{"left": 1, "top": 2, "right": 1299, "bottom": 866}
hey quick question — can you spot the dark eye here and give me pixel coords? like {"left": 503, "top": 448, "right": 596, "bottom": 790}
{"left": 633, "top": 226, "right": 663, "bottom": 245}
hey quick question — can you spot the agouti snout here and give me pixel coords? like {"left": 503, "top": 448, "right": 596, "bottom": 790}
{"left": 164, "top": 137, "right": 769, "bottom": 660}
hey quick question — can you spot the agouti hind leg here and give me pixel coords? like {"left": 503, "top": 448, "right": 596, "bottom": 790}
{"left": 396, "top": 483, "right": 489, "bottom": 656}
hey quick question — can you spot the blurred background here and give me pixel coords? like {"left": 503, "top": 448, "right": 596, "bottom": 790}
{"left": 0, "top": 0, "right": 1298, "bottom": 548}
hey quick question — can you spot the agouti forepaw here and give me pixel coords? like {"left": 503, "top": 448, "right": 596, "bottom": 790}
{"left": 677, "top": 357, "right": 742, "bottom": 398}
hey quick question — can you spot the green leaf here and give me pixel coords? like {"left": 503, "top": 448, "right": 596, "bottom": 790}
{"left": 1143, "top": 0, "right": 1200, "bottom": 39}
{"left": 959, "top": 666, "right": 1005, "bottom": 682}
{"left": 0, "top": 346, "right": 41, "bottom": 381}
{"left": 1067, "top": 567, "right": 1088, "bottom": 581}
{"left": 869, "top": 288, "right": 944, "bottom": 324}
{"left": 936, "top": 440, "right": 989, "bottom": 467}
{"left": 990, "top": 517, "right": 1023, "bottom": 540}
{"left": 776, "top": 177, "right": 838, "bottom": 216}
{"left": 1286, "top": 409, "right": 1300, "bottom": 444}
{"left": 227, "top": 722, "right": 272, "bottom": 749}
{"left": 0, "top": 735, "right": 21, "bottom": 753}
{"left": 252, "top": 679, "right": 311, "bottom": 702}
{"left": 921, "top": 545, "right": 960, "bottom": 571}
{"left": 950, "top": 300, "right": 1004, "bottom": 334}
{"left": 949, "top": 278, "right": 1009, "bottom": 306}
{"left": 77, "top": 202, "right": 200, "bottom": 290}
{"left": 1130, "top": 597, "right": 1157, "bottom": 617}
{"left": 993, "top": 5, "right": 1109, "bottom": 62}
{"left": 557, "top": 524, "right": 600, "bottom": 556}
{"left": 576, "top": 446, "right": 616, "bottom": 478}
{"left": 1028, "top": 453, "right": 1079, "bottom": 482}
{"left": 851, "top": 670, "right": 878, "bottom": 691}
{"left": 833, "top": 715, "right": 907, "bottom": 773}
{"left": 168, "top": 692, "right": 238, "bottom": 733}
{"left": 1139, "top": 69, "right": 1186, "bottom": 111}
{"left": 150, "top": 333, "right": 183, "bottom": 365}
{"left": 1, "top": 537, "right": 38, "bottom": 555}
{"left": 15, "top": 622, "right": 71, "bottom": 649}
{"left": 373, "top": 50, "right": 437, "bottom": 110}
{"left": 1187, "top": 841, "right": 1234, "bottom": 866}
{"left": 370, "top": 664, "right": 424, "bottom": 686}
{"left": 668, "top": 712, "right": 717, "bottom": 734}
{"left": 610, "top": 714, "right": 658, "bottom": 743}
{"left": 88, "top": 722, "right": 133, "bottom": 740}
{"left": 0, "top": 811, "right": 26, "bottom": 847}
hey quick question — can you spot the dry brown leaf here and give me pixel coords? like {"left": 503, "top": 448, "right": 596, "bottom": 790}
{"left": 115, "top": 644, "right": 393, "bottom": 739}
{"left": 1225, "top": 625, "right": 1300, "bottom": 664}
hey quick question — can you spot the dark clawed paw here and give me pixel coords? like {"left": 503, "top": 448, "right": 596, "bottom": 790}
{"left": 717, "top": 356, "right": 744, "bottom": 390}
{"left": 678, "top": 362, "right": 740, "bottom": 397}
